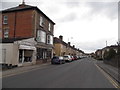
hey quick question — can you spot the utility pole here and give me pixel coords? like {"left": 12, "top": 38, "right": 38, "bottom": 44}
{"left": 106, "top": 41, "right": 107, "bottom": 47}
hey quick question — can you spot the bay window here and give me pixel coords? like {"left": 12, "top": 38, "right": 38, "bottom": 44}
{"left": 47, "top": 35, "right": 53, "bottom": 45}
{"left": 37, "top": 30, "right": 46, "bottom": 43}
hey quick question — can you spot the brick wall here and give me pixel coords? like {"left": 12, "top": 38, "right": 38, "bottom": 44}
{"left": 2, "top": 10, "right": 34, "bottom": 38}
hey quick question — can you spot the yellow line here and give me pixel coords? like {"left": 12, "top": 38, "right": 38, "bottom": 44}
{"left": 95, "top": 64, "right": 120, "bottom": 88}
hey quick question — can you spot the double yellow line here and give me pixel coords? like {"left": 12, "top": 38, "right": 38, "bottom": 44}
{"left": 95, "top": 64, "right": 120, "bottom": 88}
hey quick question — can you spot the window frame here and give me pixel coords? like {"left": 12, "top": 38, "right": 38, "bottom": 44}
{"left": 36, "top": 30, "right": 46, "bottom": 43}
{"left": 48, "top": 23, "right": 51, "bottom": 31}
{"left": 40, "top": 16, "right": 44, "bottom": 26}
{"left": 4, "top": 29, "right": 9, "bottom": 38}
{"left": 47, "top": 35, "right": 53, "bottom": 45}
{"left": 3, "top": 15, "right": 8, "bottom": 24}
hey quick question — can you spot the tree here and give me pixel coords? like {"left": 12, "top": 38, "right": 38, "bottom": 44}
{"left": 103, "top": 48, "right": 116, "bottom": 60}
{"left": 103, "top": 50, "right": 109, "bottom": 60}
{"left": 108, "top": 48, "right": 116, "bottom": 59}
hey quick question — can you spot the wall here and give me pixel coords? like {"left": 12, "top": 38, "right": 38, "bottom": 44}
{"left": 1, "top": 43, "right": 19, "bottom": 65}
{"left": 2, "top": 10, "right": 34, "bottom": 38}
{"left": 54, "top": 44, "right": 61, "bottom": 56}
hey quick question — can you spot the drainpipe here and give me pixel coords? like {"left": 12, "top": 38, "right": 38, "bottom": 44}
{"left": 14, "top": 12, "right": 17, "bottom": 40}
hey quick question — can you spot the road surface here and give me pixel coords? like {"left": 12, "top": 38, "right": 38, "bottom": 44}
{"left": 2, "top": 58, "right": 116, "bottom": 88}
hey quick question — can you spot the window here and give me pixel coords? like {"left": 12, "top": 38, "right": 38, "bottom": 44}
{"left": 40, "top": 16, "right": 44, "bottom": 26}
{"left": 47, "top": 35, "right": 53, "bottom": 44}
{"left": 36, "top": 30, "right": 46, "bottom": 43}
{"left": 48, "top": 23, "right": 51, "bottom": 31}
{"left": 3, "top": 16, "right": 8, "bottom": 24}
{"left": 4, "top": 29, "right": 9, "bottom": 38}
{"left": 47, "top": 35, "right": 50, "bottom": 44}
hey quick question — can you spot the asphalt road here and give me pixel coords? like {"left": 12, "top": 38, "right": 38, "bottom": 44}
{"left": 3, "top": 58, "right": 115, "bottom": 88}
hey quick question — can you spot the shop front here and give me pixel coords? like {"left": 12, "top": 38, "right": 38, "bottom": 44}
{"left": 18, "top": 44, "right": 36, "bottom": 66}
{"left": 36, "top": 47, "right": 53, "bottom": 63}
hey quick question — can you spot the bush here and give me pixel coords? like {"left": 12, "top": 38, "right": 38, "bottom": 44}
{"left": 104, "top": 48, "right": 116, "bottom": 60}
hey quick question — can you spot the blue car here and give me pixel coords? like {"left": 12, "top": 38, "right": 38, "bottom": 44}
{"left": 51, "top": 56, "right": 65, "bottom": 64}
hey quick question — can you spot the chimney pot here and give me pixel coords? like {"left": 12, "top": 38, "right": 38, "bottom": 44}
{"left": 59, "top": 35, "right": 63, "bottom": 41}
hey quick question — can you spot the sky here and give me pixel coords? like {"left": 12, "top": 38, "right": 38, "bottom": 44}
{"left": 1, "top": 0, "right": 119, "bottom": 53}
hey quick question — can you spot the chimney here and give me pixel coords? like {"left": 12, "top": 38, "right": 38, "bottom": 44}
{"left": 59, "top": 35, "right": 63, "bottom": 41}
{"left": 19, "top": 0, "right": 25, "bottom": 7}
{"left": 68, "top": 42, "right": 71, "bottom": 46}
{"left": 73, "top": 45, "right": 75, "bottom": 48}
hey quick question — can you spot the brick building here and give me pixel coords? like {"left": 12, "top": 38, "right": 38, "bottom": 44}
{"left": 1, "top": 2, "right": 55, "bottom": 67}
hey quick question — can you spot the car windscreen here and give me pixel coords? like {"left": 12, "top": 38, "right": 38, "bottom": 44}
{"left": 52, "top": 57, "right": 59, "bottom": 59}
{"left": 64, "top": 56, "right": 68, "bottom": 58}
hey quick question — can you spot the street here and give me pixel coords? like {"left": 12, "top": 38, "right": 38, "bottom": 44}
{"left": 3, "top": 58, "right": 116, "bottom": 88}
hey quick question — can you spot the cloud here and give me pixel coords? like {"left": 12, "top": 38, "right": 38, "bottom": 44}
{"left": 1, "top": 2, "right": 20, "bottom": 10}
{"left": 86, "top": 2, "right": 118, "bottom": 20}
{"left": 58, "top": 12, "right": 78, "bottom": 23}
{"left": 73, "top": 37, "right": 118, "bottom": 53}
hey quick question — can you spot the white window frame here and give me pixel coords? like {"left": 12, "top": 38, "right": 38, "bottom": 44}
{"left": 40, "top": 16, "right": 44, "bottom": 26}
{"left": 3, "top": 16, "right": 8, "bottom": 24}
{"left": 47, "top": 35, "right": 53, "bottom": 45}
{"left": 4, "top": 29, "right": 9, "bottom": 38}
{"left": 48, "top": 23, "right": 51, "bottom": 31}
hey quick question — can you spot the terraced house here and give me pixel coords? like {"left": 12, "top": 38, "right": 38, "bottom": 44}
{"left": 1, "top": 2, "right": 55, "bottom": 68}
{"left": 53, "top": 35, "right": 84, "bottom": 57}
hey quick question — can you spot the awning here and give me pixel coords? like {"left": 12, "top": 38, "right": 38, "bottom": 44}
{"left": 19, "top": 45, "right": 36, "bottom": 50}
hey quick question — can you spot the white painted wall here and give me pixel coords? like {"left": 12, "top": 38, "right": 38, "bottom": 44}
{"left": 1, "top": 43, "right": 19, "bottom": 65}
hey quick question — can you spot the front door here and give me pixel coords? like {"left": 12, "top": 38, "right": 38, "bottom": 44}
{"left": 18, "top": 49, "right": 24, "bottom": 66}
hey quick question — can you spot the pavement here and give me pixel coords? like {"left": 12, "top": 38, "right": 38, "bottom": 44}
{"left": 96, "top": 60, "right": 120, "bottom": 84}
{"left": 0, "top": 62, "right": 51, "bottom": 78}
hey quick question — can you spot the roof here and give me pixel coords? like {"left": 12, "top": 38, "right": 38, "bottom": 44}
{"left": 54, "top": 37, "right": 68, "bottom": 46}
{"left": 53, "top": 37, "right": 84, "bottom": 53}
{"left": 1, "top": 4, "right": 55, "bottom": 25}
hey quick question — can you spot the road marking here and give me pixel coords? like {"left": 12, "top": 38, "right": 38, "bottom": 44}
{"left": 95, "top": 64, "right": 120, "bottom": 88}
{"left": 1, "top": 64, "right": 50, "bottom": 78}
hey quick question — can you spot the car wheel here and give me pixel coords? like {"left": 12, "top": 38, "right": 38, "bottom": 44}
{"left": 60, "top": 61, "right": 62, "bottom": 64}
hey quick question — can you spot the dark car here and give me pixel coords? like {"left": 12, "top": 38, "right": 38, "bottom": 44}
{"left": 51, "top": 56, "right": 65, "bottom": 64}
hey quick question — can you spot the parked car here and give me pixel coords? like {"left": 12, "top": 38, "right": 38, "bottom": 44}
{"left": 63, "top": 55, "right": 72, "bottom": 62}
{"left": 73, "top": 56, "right": 77, "bottom": 60}
{"left": 51, "top": 56, "right": 65, "bottom": 64}
{"left": 71, "top": 56, "right": 75, "bottom": 61}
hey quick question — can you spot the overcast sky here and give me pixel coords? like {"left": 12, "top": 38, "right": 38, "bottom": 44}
{"left": 1, "top": 0, "right": 119, "bottom": 53}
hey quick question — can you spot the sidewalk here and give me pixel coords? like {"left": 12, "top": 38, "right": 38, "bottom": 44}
{"left": 0, "top": 62, "right": 51, "bottom": 78}
{"left": 96, "top": 61, "right": 120, "bottom": 84}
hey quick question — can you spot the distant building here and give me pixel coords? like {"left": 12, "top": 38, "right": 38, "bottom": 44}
{"left": 95, "top": 49, "right": 102, "bottom": 60}
{"left": 1, "top": 2, "right": 55, "bottom": 67}
{"left": 95, "top": 45, "right": 119, "bottom": 60}
{"left": 53, "top": 35, "right": 84, "bottom": 57}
